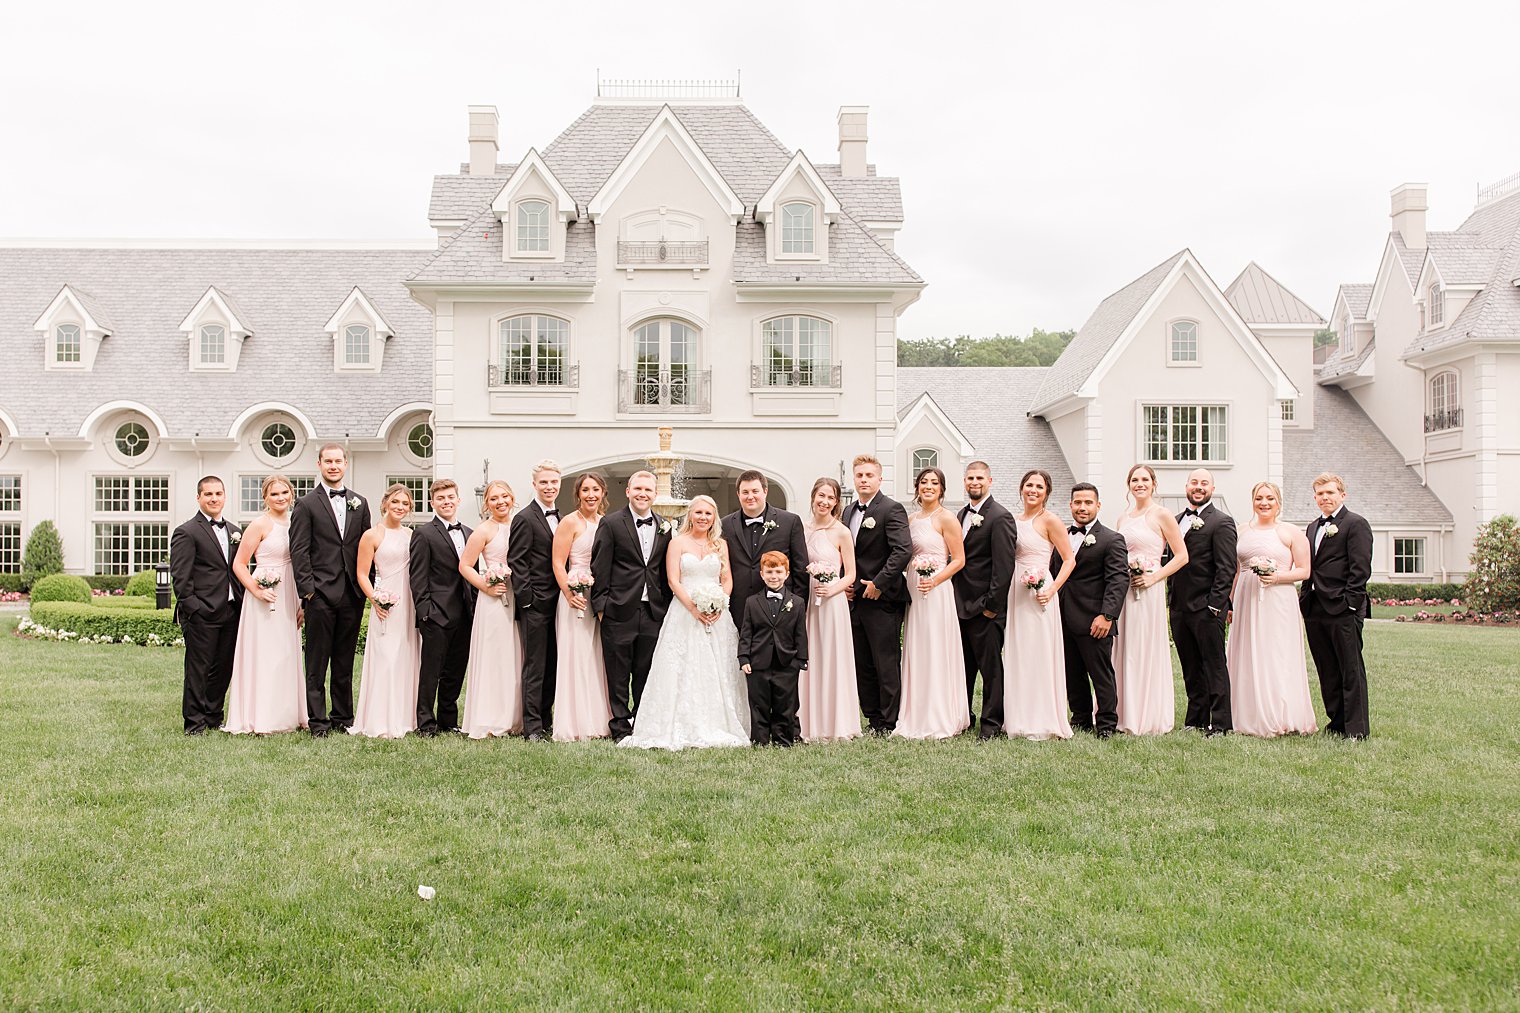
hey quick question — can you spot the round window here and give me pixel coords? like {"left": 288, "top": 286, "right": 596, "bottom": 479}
{"left": 261, "top": 422, "right": 297, "bottom": 460}
{"left": 115, "top": 421, "right": 150, "bottom": 457}
{"left": 407, "top": 422, "right": 434, "bottom": 460}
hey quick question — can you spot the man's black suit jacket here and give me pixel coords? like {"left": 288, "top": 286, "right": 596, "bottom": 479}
{"left": 290, "top": 486, "right": 370, "bottom": 607}
{"left": 953, "top": 496, "right": 1017, "bottom": 620}
{"left": 845, "top": 495, "right": 911, "bottom": 604}
{"left": 1167, "top": 502, "right": 1236, "bottom": 614}
{"left": 1051, "top": 520, "right": 1129, "bottom": 637}
{"left": 508, "top": 502, "right": 559, "bottom": 613}
{"left": 720, "top": 505, "right": 809, "bottom": 621}
{"left": 590, "top": 507, "right": 673, "bottom": 622}
{"left": 1300, "top": 508, "right": 1373, "bottom": 619}
{"left": 738, "top": 588, "right": 809, "bottom": 672}
{"left": 169, "top": 513, "right": 243, "bottom": 623}
{"left": 409, "top": 517, "right": 477, "bottom": 628}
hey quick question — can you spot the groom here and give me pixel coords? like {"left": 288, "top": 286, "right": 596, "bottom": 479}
{"left": 169, "top": 475, "right": 242, "bottom": 734}
{"left": 591, "top": 470, "right": 673, "bottom": 741}
{"left": 409, "top": 479, "right": 475, "bottom": 736}
{"left": 719, "top": 471, "right": 809, "bottom": 626}
{"left": 290, "top": 442, "right": 370, "bottom": 736}
{"left": 1167, "top": 468, "right": 1236, "bottom": 736}
{"left": 1300, "top": 472, "right": 1373, "bottom": 739}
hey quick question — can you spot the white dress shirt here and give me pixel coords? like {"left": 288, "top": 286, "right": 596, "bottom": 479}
{"left": 631, "top": 507, "right": 655, "bottom": 601}
{"left": 961, "top": 500, "right": 982, "bottom": 536}
{"left": 1313, "top": 507, "right": 1343, "bottom": 553}
{"left": 326, "top": 485, "right": 347, "bottom": 537}
{"left": 849, "top": 496, "right": 876, "bottom": 539}
{"left": 445, "top": 521, "right": 466, "bottom": 556}
{"left": 204, "top": 513, "right": 233, "bottom": 599}
{"left": 540, "top": 499, "right": 559, "bottom": 534}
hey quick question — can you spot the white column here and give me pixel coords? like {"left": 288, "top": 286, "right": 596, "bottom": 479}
{"left": 434, "top": 300, "right": 456, "bottom": 477}
{"left": 1474, "top": 352, "right": 1498, "bottom": 522}
{"left": 875, "top": 302, "right": 898, "bottom": 494}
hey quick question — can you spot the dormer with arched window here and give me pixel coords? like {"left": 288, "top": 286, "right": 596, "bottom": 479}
{"left": 323, "top": 286, "right": 395, "bottom": 372}
{"left": 756, "top": 151, "right": 840, "bottom": 263}
{"left": 1427, "top": 281, "right": 1443, "bottom": 328}
{"left": 1426, "top": 370, "right": 1461, "bottom": 433}
{"left": 179, "top": 286, "right": 252, "bottom": 371}
{"left": 491, "top": 148, "right": 576, "bottom": 262}
{"left": 34, "top": 284, "right": 113, "bottom": 371}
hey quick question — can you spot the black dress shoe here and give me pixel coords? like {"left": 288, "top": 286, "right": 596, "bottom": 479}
{"left": 184, "top": 726, "right": 207, "bottom": 737}
{"left": 1205, "top": 727, "right": 1230, "bottom": 738}
{"left": 416, "top": 728, "right": 439, "bottom": 738}
{"left": 525, "top": 731, "right": 547, "bottom": 742}
{"left": 309, "top": 727, "right": 330, "bottom": 738}
{"left": 1096, "top": 729, "right": 1115, "bottom": 740}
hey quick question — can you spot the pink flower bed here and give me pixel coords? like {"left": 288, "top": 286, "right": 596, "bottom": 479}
{"left": 1394, "top": 609, "right": 1515, "bottom": 625}
{"left": 1379, "top": 597, "right": 1463, "bottom": 607}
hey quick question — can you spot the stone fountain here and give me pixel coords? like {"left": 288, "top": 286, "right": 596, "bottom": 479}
{"left": 646, "top": 426, "right": 692, "bottom": 521}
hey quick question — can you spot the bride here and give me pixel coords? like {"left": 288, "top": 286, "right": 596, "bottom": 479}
{"left": 620, "top": 495, "right": 751, "bottom": 750}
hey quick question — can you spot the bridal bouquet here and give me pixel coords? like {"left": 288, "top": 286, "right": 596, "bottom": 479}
{"left": 689, "top": 585, "right": 728, "bottom": 636}
{"left": 1021, "top": 568, "right": 1050, "bottom": 612}
{"left": 806, "top": 561, "right": 838, "bottom": 604}
{"left": 567, "top": 569, "right": 595, "bottom": 619}
{"left": 255, "top": 571, "right": 282, "bottom": 613}
{"left": 1128, "top": 554, "right": 1157, "bottom": 601}
{"left": 483, "top": 563, "right": 512, "bottom": 610}
{"left": 371, "top": 588, "right": 399, "bottom": 626}
{"left": 912, "top": 554, "right": 941, "bottom": 577}
{"left": 1246, "top": 555, "right": 1278, "bottom": 603}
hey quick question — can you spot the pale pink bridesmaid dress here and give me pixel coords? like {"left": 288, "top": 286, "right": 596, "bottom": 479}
{"left": 894, "top": 514, "right": 970, "bottom": 739}
{"left": 1226, "top": 523, "right": 1319, "bottom": 737}
{"left": 800, "top": 523, "right": 861, "bottom": 741}
{"left": 1002, "top": 516, "right": 1072, "bottom": 740}
{"left": 552, "top": 517, "right": 612, "bottom": 741}
{"left": 1113, "top": 512, "right": 1176, "bottom": 735}
{"left": 224, "top": 520, "right": 308, "bottom": 734}
{"left": 350, "top": 527, "right": 421, "bottom": 739}
{"left": 462, "top": 522, "right": 524, "bottom": 738}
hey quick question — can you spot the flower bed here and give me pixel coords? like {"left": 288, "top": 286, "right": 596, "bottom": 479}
{"left": 1394, "top": 609, "right": 1516, "bottom": 626}
{"left": 1379, "top": 597, "right": 1463, "bottom": 607}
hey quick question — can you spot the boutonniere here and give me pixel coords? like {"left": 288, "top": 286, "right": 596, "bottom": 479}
{"left": 1083, "top": 533, "right": 1097, "bottom": 547}
{"left": 762, "top": 520, "right": 778, "bottom": 534}
{"left": 862, "top": 517, "right": 876, "bottom": 530}
{"left": 660, "top": 520, "right": 673, "bottom": 535}
{"left": 969, "top": 513, "right": 984, "bottom": 528}
{"left": 347, "top": 496, "right": 360, "bottom": 511}
{"left": 782, "top": 600, "right": 794, "bottom": 613}
{"left": 1187, "top": 516, "right": 1205, "bottom": 532}
{"left": 228, "top": 530, "right": 242, "bottom": 545}
{"left": 1324, "top": 523, "right": 1339, "bottom": 537}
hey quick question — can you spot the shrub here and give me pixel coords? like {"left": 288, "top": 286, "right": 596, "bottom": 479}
{"left": 125, "top": 570, "right": 159, "bottom": 598}
{"left": 25, "top": 602, "right": 182, "bottom": 645}
{"left": 83, "top": 575, "right": 130, "bottom": 592}
{"left": 1464, "top": 514, "right": 1520, "bottom": 613}
{"left": 21, "top": 520, "right": 65, "bottom": 589}
{"left": 0, "top": 574, "right": 24, "bottom": 594}
{"left": 1368, "top": 581, "right": 1464, "bottom": 602}
{"left": 28, "top": 574, "right": 92, "bottom": 604}
{"left": 90, "top": 596, "right": 159, "bottom": 610}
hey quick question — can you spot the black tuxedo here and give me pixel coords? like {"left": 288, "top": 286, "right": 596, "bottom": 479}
{"left": 508, "top": 500, "right": 560, "bottom": 736}
{"left": 845, "top": 494, "right": 912, "bottom": 733}
{"left": 952, "top": 496, "right": 1016, "bottom": 737}
{"left": 169, "top": 513, "right": 243, "bottom": 732}
{"left": 1053, "top": 521, "right": 1128, "bottom": 735}
{"left": 738, "top": 587, "right": 809, "bottom": 746}
{"left": 720, "top": 505, "right": 809, "bottom": 625}
{"left": 1301, "top": 507, "right": 1373, "bottom": 737}
{"left": 409, "top": 517, "right": 476, "bottom": 734}
{"left": 289, "top": 485, "right": 371, "bottom": 732}
{"left": 590, "top": 508, "right": 673, "bottom": 739}
{"left": 1166, "top": 502, "right": 1236, "bottom": 732}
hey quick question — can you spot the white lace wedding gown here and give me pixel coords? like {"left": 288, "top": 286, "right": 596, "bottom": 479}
{"left": 619, "top": 552, "right": 751, "bottom": 750}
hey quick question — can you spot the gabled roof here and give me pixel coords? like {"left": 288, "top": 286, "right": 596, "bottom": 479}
{"left": 179, "top": 285, "right": 255, "bottom": 335}
{"left": 32, "top": 283, "right": 114, "bottom": 333}
{"left": 731, "top": 208, "right": 923, "bottom": 286}
{"left": 1418, "top": 233, "right": 1503, "bottom": 288}
{"left": 1335, "top": 283, "right": 1373, "bottom": 321}
{"left": 406, "top": 203, "right": 598, "bottom": 285}
{"left": 491, "top": 148, "right": 577, "bottom": 221}
{"left": 429, "top": 168, "right": 517, "bottom": 222}
{"left": 1224, "top": 262, "right": 1325, "bottom": 325}
{"left": 1391, "top": 232, "right": 1424, "bottom": 289}
{"left": 322, "top": 286, "right": 396, "bottom": 337}
{"left": 755, "top": 151, "right": 841, "bottom": 223}
{"left": 586, "top": 106, "right": 745, "bottom": 223}
{"left": 897, "top": 391, "right": 976, "bottom": 457}
{"left": 1403, "top": 186, "right": 1520, "bottom": 358}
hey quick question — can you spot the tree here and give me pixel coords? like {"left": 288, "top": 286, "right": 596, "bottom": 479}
{"left": 1464, "top": 514, "right": 1519, "bottom": 613}
{"left": 1314, "top": 328, "right": 1339, "bottom": 349}
{"left": 897, "top": 328, "right": 1075, "bottom": 367}
{"left": 21, "top": 520, "right": 65, "bottom": 590}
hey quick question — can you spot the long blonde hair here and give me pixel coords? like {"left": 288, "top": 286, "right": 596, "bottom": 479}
{"left": 680, "top": 494, "right": 723, "bottom": 552}
{"left": 479, "top": 479, "right": 515, "bottom": 521}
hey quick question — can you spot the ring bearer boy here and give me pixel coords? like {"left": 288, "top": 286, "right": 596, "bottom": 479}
{"left": 738, "top": 551, "right": 809, "bottom": 747}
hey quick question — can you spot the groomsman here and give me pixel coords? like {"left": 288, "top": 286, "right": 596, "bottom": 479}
{"left": 290, "top": 443, "right": 371, "bottom": 736}
{"left": 1300, "top": 472, "right": 1373, "bottom": 739}
{"left": 169, "top": 476, "right": 243, "bottom": 734}
{"left": 1056, "top": 483, "right": 1128, "bottom": 738}
{"left": 719, "top": 470, "right": 809, "bottom": 626}
{"left": 1167, "top": 468, "right": 1236, "bottom": 736}
{"left": 408, "top": 479, "right": 475, "bottom": 736}
{"left": 952, "top": 460, "right": 1016, "bottom": 738}
{"left": 844, "top": 454, "right": 911, "bottom": 735}
{"left": 591, "top": 470, "right": 673, "bottom": 741}
{"left": 509, "top": 459, "right": 562, "bottom": 740}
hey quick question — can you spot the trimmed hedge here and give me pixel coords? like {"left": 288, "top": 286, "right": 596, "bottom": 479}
{"left": 28, "top": 602, "right": 181, "bottom": 643}
{"left": 29, "top": 574, "right": 92, "bottom": 603}
{"left": 0, "top": 574, "right": 23, "bottom": 594}
{"left": 1368, "top": 582, "right": 1464, "bottom": 601}
{"left": 124, "top": 570, "right": 158, "bottom": 598}
{"left": 83, "top": 575, "right": 130, "bottom": 592}
{"left": 90, "top": 596, "right": 158, "bottom": 611}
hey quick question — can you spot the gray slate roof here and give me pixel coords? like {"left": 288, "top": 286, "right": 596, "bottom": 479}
{"left": 1391, "top": 232, "right": 1423, "bottom": 289}
{"left": 1029, "top": 251, "right": 1186, "bottom": 414}
{"left": 0, "top": 248, "right": 432, "bottom": 438}
{"left": 897, "top": 367, "right": 1076, "bottom": 497}
{"left": 428, "top": 169, "right": 515, "bottom": 221}
{"left": 814, "top": 165, "right": 904, "bottom": 221}
{"left": 1224, "top": 262, "right": 1324, "bottom": 325}
{"left": 1316, "top": 336, "right": 1375, "bottom": 381}
{"left": 1404, "top": 188, "right": 1520, "bottom": 356}
{"left": 1337, "top": 283, "right": 1373, "bottom": 320}
{"left": 408, "top": 204, "right": 599, "bottom": 284}
{"left": 1282, "top": 386, "right": 1453, "bottom": 527}
{"left": 732, "top": 211, "right": 923, "bottom": 285}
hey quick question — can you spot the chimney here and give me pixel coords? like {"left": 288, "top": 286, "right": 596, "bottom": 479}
{"left": 1391, "top": 183, "right": 1428, "bottom": 250}
{"left": 468, "top": 105, "right": 499, "bottom": 177}
{"left": 837, "top": 105, "right": 869, "bottom": 178}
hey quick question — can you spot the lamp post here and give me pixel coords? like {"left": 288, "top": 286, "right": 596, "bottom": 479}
{"left": 154, "top": 562, "right": 171, "bottom": 611}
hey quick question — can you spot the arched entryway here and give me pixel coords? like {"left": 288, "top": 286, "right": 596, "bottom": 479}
{"left": 556, "top": 457, "right": 790, "bottom": 517}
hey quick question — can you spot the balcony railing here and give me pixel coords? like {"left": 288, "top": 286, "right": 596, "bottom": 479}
{"left": 1424, "top": 408, "right": 1463, "bottom": 433}
{"left": 750, "top": 363, "right": 842, "bottom": 389}
{"left": 616, "top": 240, "right": 709, "bottom": 266}
{"left": 488, "top": 363, "right": 579, "bottom": 388}
{"left": 618, "top": 369, "right": 712, "bottom": 413}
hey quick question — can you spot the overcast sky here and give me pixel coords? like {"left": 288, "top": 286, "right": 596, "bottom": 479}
{"left": 4, "top": 0, "right": 1517, "bottom": 339}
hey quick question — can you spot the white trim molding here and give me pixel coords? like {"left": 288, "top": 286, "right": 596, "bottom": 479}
{"left": 587, "top": 106, "right": 745, "bottom": 224}
{"left": 226, "top": 401, "right": 320, "bottom": 441}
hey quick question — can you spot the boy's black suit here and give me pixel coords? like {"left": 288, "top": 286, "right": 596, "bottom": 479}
{"left": 738, "top": 587, "right": 809, "bottom": 746}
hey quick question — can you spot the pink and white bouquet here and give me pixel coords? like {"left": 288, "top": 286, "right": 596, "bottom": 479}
{"left": 912, "top": 554, "right": 942, "bottom": 577}
{"left": 371, "top": 588, "right": 399, "bottom": 625}
{"left": 1246, "top": 556, "right": 1278, "bottom": 603}
{"left": 483, "top": 563, "right": 512, "bottom": 610}
{"left": 1021, "top": 569, "right": 1050, "bottom": 612}
{"left": 1128, "top": 553, "right": 1157, "bottom": 601}
{"left": 567, "top": 569, "right": 595, "bottom": 619}
{"left": 254, "top": 571, "right": 282, "bottom": 613}
{"left": 806, "top": 561, "right": 838, "bottom": 604}
{"left": 689, "top": 585, "right": 728, "bottom": 636}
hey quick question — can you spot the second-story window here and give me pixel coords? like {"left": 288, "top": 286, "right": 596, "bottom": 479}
{"left": 1169, "top": 321, "right": 1198, "bottom": 363}
{"left": 761, "top": 316, "right": 833, "bottom": 387}
{"left": 1428, "top": 283, "right": 1443, "bottom": 327}
{"left": 55, "top": 324, "right": 82, "bottom": 364}
{"left": 344, "top": 324, "right": 372, "bottom": 366}
{"left": 517, "top": 200, "right": 550, "bottom": 252}
{"left": 1426, "top": 371, "right": 1460, "bottom": 432}
{"left": 781, "top": 202, "right": 814, "bottom": 254}
{"left": 199, "top": 324, "right": 226, "bottom": 365}
{"left": 496, "top": 315, "right": 567, "bottom": 385}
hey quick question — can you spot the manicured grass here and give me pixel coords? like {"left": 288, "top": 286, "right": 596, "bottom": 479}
{"left": 1, "top": 619, "right": 1516, "bottom": 1009}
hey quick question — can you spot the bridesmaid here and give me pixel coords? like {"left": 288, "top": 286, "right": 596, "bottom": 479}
{"left": 224, "top": 475, "right": 308, "bottom": 734}
{"left": 350, "top": 484, "right": 422, "bottom": 738}
{"left": 1226, "top": 481, "right": 1318, "bottom": 736}
{"left": 1113, "top": 464, "right": 1188, "bottom": 735}
{"left": 459, "top": 480, "right": 524, "bottom": 738}
{"left": 801, "top": 478, "right": 861, "bottom": 742}
{"left": 894, "top": 467, "right": 969, "bottom": 739}
{"left": 551, "top": 472, "right": 613, "bottom": 741}
{"left": 1002, "top": 469, "right": 1077, "bottom": 740}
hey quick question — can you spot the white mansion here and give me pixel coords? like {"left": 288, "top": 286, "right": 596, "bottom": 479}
{"left": 1, "top": 89, "right": 1513, "bottom": 582}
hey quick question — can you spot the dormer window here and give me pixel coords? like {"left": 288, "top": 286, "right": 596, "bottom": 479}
{"left": 1168, "top": 321, "right": 1199, "bottom": 364}
{"left": 323, "top": 287, "right": 393, "bottom": 372}
{"left": 56, "top": 324, "right": 82, "bottom": 364}
{"left": 516, "top": 200, "right": 550, "bottom": 253}
{"left": 35, "top": 284, "right": 112, "bottom": 371}
{"left": 1342, "top": 314, "right": 1353, "bottom": 355}
{"left": 1428, "top": 283, "right": 1443, "bottom": 327}
{"left": 199, "top": 324, "right": 227, "bottom": 365}
{"left": 781, "top": 202, "right": 814, "bottom": 254}
{"left": 343, "top": 324, "right": 372, "bottom": 366}
{"left": 180, "top": 286, "right": 251, "bottom": 371}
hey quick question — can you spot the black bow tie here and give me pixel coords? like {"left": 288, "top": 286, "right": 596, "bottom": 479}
{"left": 766, "top": 590, "right": 783, "bottom": 599}
{"left": 852, "top": 501, "right": 867, "bottom": 514}
{"left": 1183, "top": 508, "right": 1199, "bottom": 517}
{"left": 329, "top": 488, "right": 346, "bottom": 499}
{"left": 745, "top": 517, "right": 765, "bottom": 526}
{"left": 1069, "top": 525, "right": 1086, "bottom": 535}
{"left": 209, "top": 519, "right": 226, "bottom": 529}
{"left": 544, "top": 508, "right": 559, "bottom": 518}
{"left": 635, "top": 516, "right": 655, "bottom": 528}
{"left": 1316, "top": 514, "right": 1334, "bottom": 528}
{"left": 446, "top": 522, "right": 463, "bottom": 532}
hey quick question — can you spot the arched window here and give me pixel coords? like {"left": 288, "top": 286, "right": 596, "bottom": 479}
{"left": 495, "top": 315, "right": 568, "bottom": 386}
{"left": 781, "top": 202, "right": 814, "bottom": 254}
{"left": 260, "top": 422, "right": 297, "bottom": 460}
{"left": 761, "top": 316, "right": 833, "bottom": 387}
{"left": 517, "top": 199, "right": 550, "bottom": 252}
{"left": 56, "top": 324, "right": 82, "bottom": 364}
{"left": 199, "top": 324, "right": 226, "bottom": 365}
{"left": 1427, "top": 371, "right": 1460, "bottom": 432}
{"left": 1428, "top": 283, "right": 1443, "bottom": 327}
{"left": 1169, "top": 321, "right": 1198, "bottom": 363}
{"left": 115, "top": 421, "right": 150, "bottom": 458}
{"left": 912, "top": 448, "right": 939, "bottom": 472}
{"left": 1341, "top": 314, "right": 1353, "bottom": 355}
{"left": 629, "top": 319, "right": 700, "bottom": 409}
{"left": 343, "top": 324, "right": 372, "bottom": 365}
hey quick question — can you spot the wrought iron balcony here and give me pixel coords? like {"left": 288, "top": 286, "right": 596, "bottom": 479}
{"left": 616, "top": 240, "right": 709, "bottom": 266}
{"left": 488, "top": 363, "right": 579, "bottom": 388}
{"left": 618, "top": 369, "right": 712, "bottom": 413}
{"left": 749, "top": 363, "right": 843, "bottom": 389}
{"left": 1424, "top": 408, "right": 1463, "bottom": 433}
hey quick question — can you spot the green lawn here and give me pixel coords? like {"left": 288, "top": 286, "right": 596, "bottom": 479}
{"left": 1, "top": 619, "right": 1516, "bottom": 1009}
